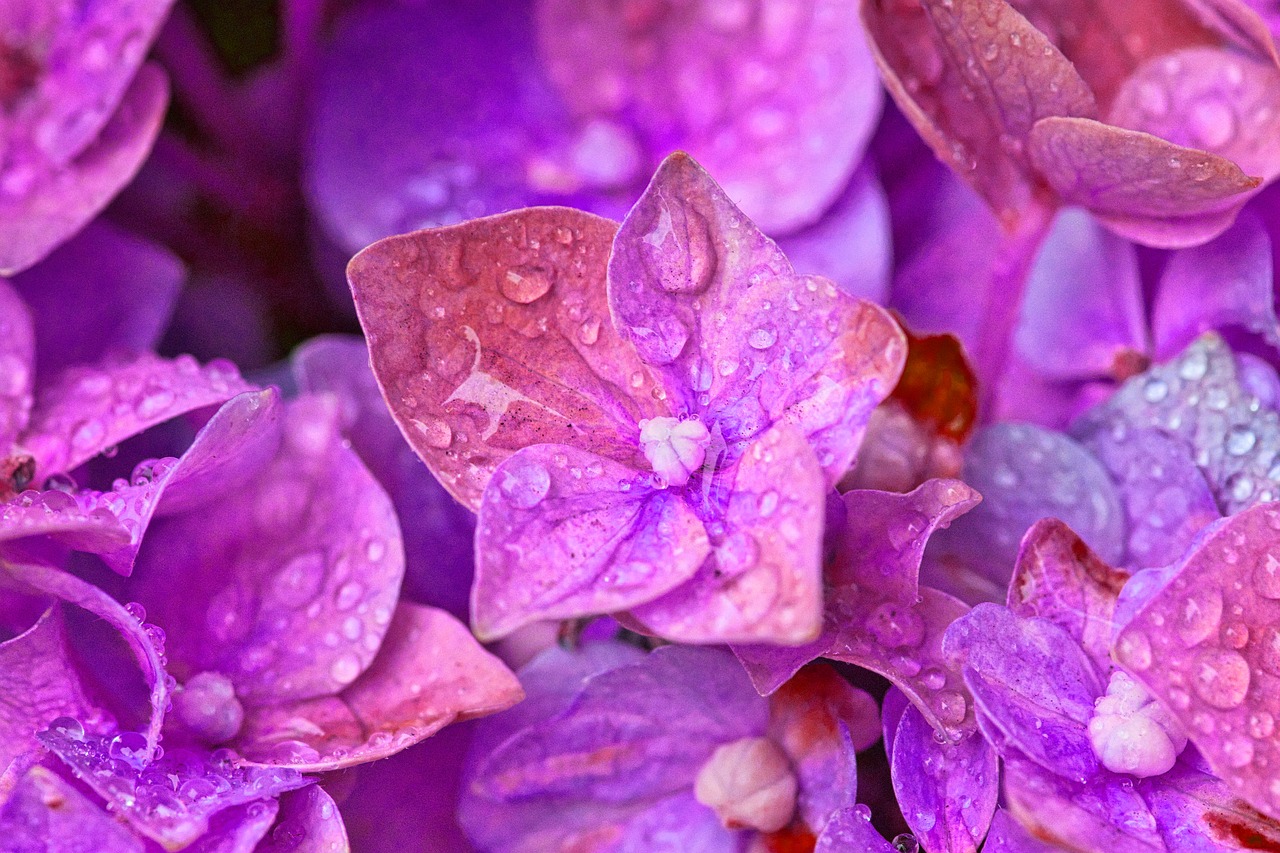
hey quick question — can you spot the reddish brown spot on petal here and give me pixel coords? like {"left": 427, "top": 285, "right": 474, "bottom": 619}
{"left": 889, "top": 322, "right": 978, "bottom": 442}
{"left": 1204, "top": 805, "right": 1280, "bottom": 850}
{"left": 0, "top": 45, "right": 40, "bottom": 109}
{"left": 1111, "top": 347, "right": 1151, "bottom": 381}
{"left": 0, "top": 453, "right": 34, "bottom": 501}
{"left": 763, "top": 821, "right": 817, "bottom": 853}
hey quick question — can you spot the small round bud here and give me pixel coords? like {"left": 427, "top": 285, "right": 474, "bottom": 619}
{"left": 694, "top": 736, "right": 797, "bottom": 833}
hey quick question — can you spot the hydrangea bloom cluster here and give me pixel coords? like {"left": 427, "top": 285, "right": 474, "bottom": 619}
{"left": 8, "top": 0, "right": 1280, "bottom": 850}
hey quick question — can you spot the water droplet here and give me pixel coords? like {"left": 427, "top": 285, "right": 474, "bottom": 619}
{"left": 1221, "top": 734, "right": 1254, "bottom": 768}
{"left": 1176, "top": 588, "right": 1222, "bottom": 646}
{"left": 1226, "top": 425, "right": 1257, "bottom": 456}
{"left": 108, "top": 731, "right": 149, "bottom": 770}
{"left": 335, "top": 580, "right": 364, "bottom": 611}
{"left": 758, "top": 490, "right": 779, "bottom": 517}
{"left": 1254, "top": 546, "right": 1280, "bottom": 599}
{"left": 865, "top": 602, "right": 925, "bottom": 648}
{"left": 1227, "top": 472, "right": 1255, "bottom": 503}
{"left": 1259, "top": 626, "right": 1280, "bottom": 676}
{"left": 690, "top": 358, "right": 713, "bottom": 392}
{"left": 500, "top": 265, "right": 553, "bottom": 303}
{"left": 272, "top": 552, "right": 327, "bottom": 608}
{"left": 72, "top": 419, "right": 106, "bottom": 450}
{"left": 1192, "top": 648, "right": 1250, "bottom": 709}
{"left": 1249, "top": 711, "right": 1275, "bottom": 739}
{"left": 748, "top": 327, "right": 777, "bottom": 350}
{"left": 48, "top": 716, "right": 84, "bottom": 741}
{"left": 412, "top": 417, "right": 452, "bottom": 449}
{"left": 920, "top": 668, "right": 947, "bottom": 691}
{"left": 892, "top": 834, "right": 920, "bottom": 853}
{"left": 1179, "top": 349, "right": 1208, "bottom": 381}
{"left": 716, "top": 530, "right": 759, "bottom": 577}
{"left": 498, "top": 458, "right": 552, "bottom": 509}
{"left": 577, "top": 318, "right": 601, "bottom": 345}
{"left": 125, "top": 601, "right": 146, "bottom": 622}
{"left": 935, "top": 690, "right": 967, "bottom": 726}
{"left": 1190, "top": 98, "right": 1236, "bottom": 149}
{"left": 331, "top": 654, "right": 361, "bottom": 685}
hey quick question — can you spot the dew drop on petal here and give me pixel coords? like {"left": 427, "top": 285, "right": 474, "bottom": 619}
{"left": 498, "top": 459, "right": 552, "bottom": 509}
{"left": 500, "top": 265, "right": 554, "bottom": 303}
{"left": 1192, "top": 648, "right": 1251, "bottom": 709}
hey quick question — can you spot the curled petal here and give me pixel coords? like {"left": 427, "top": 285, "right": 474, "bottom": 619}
{"left": 256, "top": 786, "right": 350, "bottom": 853}
{"left": 814, "top": 806, "right": 897, "bottom": 852}
{"left": 0, "top": 766, "right": 144, "bottom": 853}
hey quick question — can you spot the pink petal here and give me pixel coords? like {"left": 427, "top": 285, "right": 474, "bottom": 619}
{"left": 609, "top": 152, "right": 905, "bottom": 484}
{"left": 1027, "top": 115, "right": 1260, "bottom": 247}
{"left": 473, "top": 443, "right": 707, "bottom": 641}
{"left": 0, "top": 766, "right": 144, "bottom": 853}
{"left": 628, "top": 424, "right": 826, "bottom": 644}
{"left": 1112, "top": 501, "right": 1280, "bottom": 820}
{"left": 348, "top": 207, "right": 664, "bottom": 511}
{"left": 236, "top": 603, "right": 521, "bottom": 771}
{"left": 20, "top": 352, "right": 252, "bottom": 478}
{"left": 536, "top": 0, "right": 882, "bottom": 233}
{"left": 860, "top": 0, "right": 1096, "bottom": 222}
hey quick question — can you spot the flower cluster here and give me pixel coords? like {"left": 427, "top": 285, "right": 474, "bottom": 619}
{"left": 6, "top": 0, "right": 1280, "bottom": 850}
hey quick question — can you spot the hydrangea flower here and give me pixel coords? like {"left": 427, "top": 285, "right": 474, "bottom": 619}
{"left": 349, "top": 152, "right": 905, "bottom": 644}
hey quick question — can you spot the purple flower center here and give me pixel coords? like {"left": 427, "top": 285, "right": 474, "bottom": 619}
{"left": 638, "top": 415, "right": 711, "bottom": 487}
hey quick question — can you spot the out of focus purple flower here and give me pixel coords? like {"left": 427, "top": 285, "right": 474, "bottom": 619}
{"left": 349, "top": 152, "right": 905, "bottom": 645}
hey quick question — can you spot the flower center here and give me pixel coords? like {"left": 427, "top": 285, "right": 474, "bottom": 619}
{"left": 693, "top": 736, "right": 797, "bottom": 833}
{"left": 173, "top": 671, "right": 244, "bottom": 744}
{"left": 638, "top": 416, "right": 710, "bottom": 487}
{"left": 1088, "top": 670, "right": 1187, "bottom": 777}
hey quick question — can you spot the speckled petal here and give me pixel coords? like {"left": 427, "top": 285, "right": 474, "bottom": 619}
{"left": 1139, "top": 762, "right": 1280, "bottom": 852}
{"left": 1015, "top": 207, "right": 1148, "bottom": 381}
{"left": 125, "top": 395, "right": 403, "bottom": 705}
{"left": 736, "top": 480, "right": 980, "bottom": 738}
{"left": 537, "top": 0, "right": 881, "bottom": 233}
{"left": 1008, "top": 518, "right": 1131, "bottom": 668}
{"left": 1027, "top": 116, "right": 1260, "bottom": 248}
{"left": 0, "top": 766, "right": 144, "bottom": 853}
{"left": 860, "top": 0, "right": 1096, "bottom": 221}
{"left": 944, "top": 604, "right": 1103, "bottom": 781}
{"left": 348, "top": 206, "right": 663, "bottom": 512}
{"left": 236, "top": 603, "right": 521, "bottom": 771}
{"left": 473, "top": 443, "right": 708, "bottom": 642}
{"left": 0, "top": 280, "right": 35, "bottom": 448}
{"left": 608, "top": 152, "right": 905, "bottom": 484}
{"left": 627, "top": 424, "right": 824, "bottom": 644}
{"left": 0, "top": 63, "right": 169, "bottom": 275}
{"left": 38, "top": 727, "right": 307, "bottom": 850}
{"left": 291, "top": 335, "right": 475, "bottom": 617}
{"left": 188, "top": 799, "right": 279, "bottom": 853}
{"left": 20, "top": 352, "right": 252, "bottom": 478}
{"left": 890, "top": 702, "right": 998, "bottom": 853}
{"left": 813, "top": 806, "right": 897, "bottom": 852}
{"left": 256, "top": 785, "right": 350, "bottom": 853}
{"left": 1112, "top": 501, "right": 1280, "bottom": 820}
{"left": 1152, "top": 211, "right": 1280, "bottom": 357}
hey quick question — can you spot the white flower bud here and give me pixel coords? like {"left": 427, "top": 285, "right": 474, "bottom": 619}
{"left": 639, "top": 416, "right": 710, "bottom": 487}
{"left": 1089, "top": 670, "right": 1187, "bottom": 777}
{"left": 694, "top": 736, "right": 797, "bottom": 833}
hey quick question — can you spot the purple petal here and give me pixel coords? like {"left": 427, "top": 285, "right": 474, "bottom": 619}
{"left": 1027, "top": 115, "right": 1259, "bottom": 248}
{"left": 291, "top": 335, "right": 476, "bottom": 617}
{"left": 10, "top": 220, "right": 183, "bottom": 380}
{"left": 537, "top": 0, "right": 882, "bottom": 233}
{"left": 1153, "top": 211, "right": 1280, "bottom": 357}
{"left": 0, "top": 280, "right": 35, "bottom": 448}
{"left": 608, "top": 152, "right": 905, "bottom": 485}
{"left": 125, "top": 395, "right": 402, "bottom": 705}
{"left": 20, "top": 352, "right": 251, "bottom": 478}
{"left": 0, "top": 488, "right": 131, "bottom": 553}
{"left": 890, "top": 703, "right": 999, "bottom": 853}
{"left": 1139, "top": 762, "right": 1280, "bottom": 852}
{"left": 1015, "top": 208, "right": 1149, "bottom": 380}
{"left": 944, "top": 604, "right": 1104, "bottom": 781}
{"left": 1112, "top": 501, "right": 1280, "bottom": 819}
{"left": 628, "top": 424, "right": 825, "bottom": 645}
{"left": 814, "top": 806, "right": 897, "bottom": 853}
{"left": 982, "top": 809, "right": 1063, "bottom": 853}
{"left": 0, "top": 63, "right": 169, "bottom": 275}
{"left": 0, "top": 766, "right": 144, "bottom": 853}
{"left": 188, "top": 799, "right": 279, "bottom": 853}
{"left": 1008, "top": 518, "right": 1131, "bottom": 668}
{"left": 860, "top": 0, "right": 1096, "bottom": 221}
{"left": 473, "top": 443, "right": 709, "bottom": 642}
{"left": 256, "top": 785, "right": 349, "bottom": 853}
{"left": 348, "top": 206, "right": 663, "bottom": 512}
{"left": 611, "top": 792, "right": 737, "bottom": 853}
{"left": 237, "top": 603, "right": 522, "bottom": 771}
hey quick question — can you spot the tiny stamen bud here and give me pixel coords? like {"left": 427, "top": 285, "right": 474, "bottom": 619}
{"left": 1089, "top": 670, "right": 1187, "bottom": 777}
{"left": 639, "top": 416, "right": 710, "bottom": 487}
{"left": 694, "top": 736, "right": 797, "bottom": 833}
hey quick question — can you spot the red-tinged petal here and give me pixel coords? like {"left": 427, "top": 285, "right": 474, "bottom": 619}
{"left": 1008, "top": 518, "right": 1131, "bottom": 669}
{"left": 188, "top": 799, "right": 278, "bottom": 853}
{"left": 349, "top": 207, "right": 664, "bottom": 511}
{"left": 629, "top": 424, "right": 825, "bottom": 645}
{"left": 125, "top": 395, "right": 403, "bottom": 706}
{"left": 1027, "top": 115, "right": 1259, "bottom": 247}
{"left": 0, "top": 766, "right": 144, "bottom": 853}
{"left": 890, "top": 703, "right": 999, "bottom": 853}
{"left": 537, "top": 0, "right": 881, "bottom": 233}
{"left": 609, "top": 152, "right": 904, "bottom": 483}
{"left": 1153, "top": 211, "right": 1280, "bottom": 357}
{"left": 1112, "top": 501, "right": 1280, "bottom": 820}
{"left": 982, "top": 808, "right": 1062, "bottom": 853}
{"left": 236, "top": 603, "right": 521, "bottom": 771}
{"left": 257, "top": 786, "right": 350, "bottom": 853}
{"left": 0, "top": 281, "right": 34, "bottom": 450}
{"left": 20, "top": 352, "right": 252, "bottom": 479}
{"left": 0, "top": 608, "right": 102, "bottom": 773}
{"left": 11, "top": 220, "right": 183, "bottom": 380}
{"left": 1139, "top": 763, "right": 1280, "bottom": 852}
{"left": 0, "top": 63, "right": 169, "bottom": 275}
{"left": 814, "top": 807, "right": 897, "bottom": 852}
{"left": 861, "top": 0, "right": 1096, "bottom": 222}
{"left": 473, "top": 443, "right": 708, "bottom": 641}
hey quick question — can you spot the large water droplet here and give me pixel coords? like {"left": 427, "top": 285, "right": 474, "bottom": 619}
{"left": 271, "top": 552, "right": 327, "bottom": 608}
{"left": 1192, "top": 648, "right": 1250, "bottom": 709}
{"left": 108, "top": 731, "right": 149, "bottom": 770}
{"left": 48, "top": 716, "right": 85, "bottom": 742}
{"left": 1254, "top": 546, "right": 1280, "bottom": 599}
{"left": 500, "top": 265, "right": 554, "bottom": 303}
{"left": 748, "top": 327, "right": 778, "bottom": 350}
{"left": 865, "top": 602, "right": 925, "bottom": 648}
{"left": 412, "top": 417, "right": 453, "bottom": 450}
{"left": 1226, "top": 425, "right": 1257, "bottom": 456}
{"left": 1177, "top": 588, "right": 1223, "bottom": 646}
{"left": 498, "top": 458, "right": 552, "bottom": 509}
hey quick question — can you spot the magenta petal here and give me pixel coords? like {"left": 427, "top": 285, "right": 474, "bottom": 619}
{"left": 982, "top": 809, "right": 1063, "bottom": 853}
{"left": 473, "top": 443, "right": 708, "bottom": 641}
{"left": 814, "top": 806, "right": 897, "bottom": 853}
{"left": 1112, "top": 501, "right": 1280, "bottom": 819}
{"left": 1153, "top": 211, "right": 1280, "bottom": 357}
{"left": 1027, "top": 115, "right": 1259, "bottom": 248}
{"left": 1016, "top": 208, "right": 1148, "bottom": 380}
{"left": 0, "top": 488, "right": 131, "bottom": 553}
{"left": 11, "top": 220, "right": 183, "bottom": 380}
{"left": 256, "top": 785, "right": 349, "bottom": 853}
{"left": 0, "top": 63, "right": 169, "bottom": 275}
{"left": 1140, "top": 762, "right": 1280, "bottom": 851}
{"left": 629, "top": 424, "right": 826, "bottom": 645}
{"left": 608, "top": 152, "right": 905, "bottom": 483}
{"left": 188, "top": 799, "right": 279, "bottom": 853}
{"left": 0, "top": 766, "right": 144, "bottom": 853}
{"left": 0, "top": 280, "right": 35, "bottom": 449}
{"left": 237, "top": 603, "right": 522, "bottom": 771}
{"left": 612, "top": 792, "right": 737, "bottom": 853}
{"left": 1008, "top": 518, "right": 1131, "bottom": 669}
{"left": 1110, "top": 47, "right": 1280, "bottom": 181}
{"left": 537, "top": 0, "right": 881, "bottom": 233}
{"left": 348, "top": 206, "right": 662, "bottom": 511}
{"left": 126, "top": 395, "right": 402, "bottom": 705}
{"left": 20, "top": 352, "right": 251, "bottom": 478}
{"left": 890, "top": 703, "right": 999, "bottom": 853}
